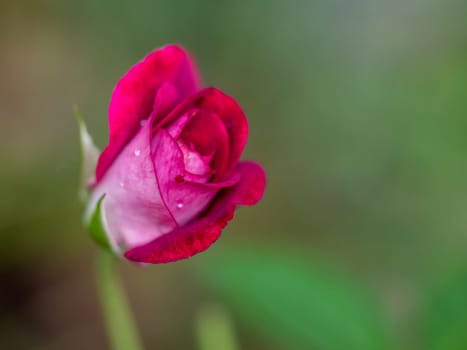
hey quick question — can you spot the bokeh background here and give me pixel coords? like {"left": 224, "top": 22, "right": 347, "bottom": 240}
{"left": 2, "top": 0, "right": 467, "bottom": 349}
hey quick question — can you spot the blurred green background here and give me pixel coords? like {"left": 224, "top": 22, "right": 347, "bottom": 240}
{"left": 2, "top": 0, "right": 467, "bottom": 349}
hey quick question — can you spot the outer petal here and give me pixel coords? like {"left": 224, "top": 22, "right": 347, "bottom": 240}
{"left": 86, "top": 115, "right": 177, "bottom": 253}
{"left": 124, "top": 161, "right": 266, "bottom": 263}
{"left": 158, "top": 88, "right": 248, "bottom": 181}
{"left": 96, "top": 45, "right": 201, "bottom": 182}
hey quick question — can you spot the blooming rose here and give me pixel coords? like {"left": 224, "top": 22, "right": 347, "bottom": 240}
{"left": 83, "top": 44, "right": 266, "bottom": 264}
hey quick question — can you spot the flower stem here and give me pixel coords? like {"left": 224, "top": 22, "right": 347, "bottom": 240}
{"left": 96, "top": 251, "right": 144, "bottom": 350}
{"left": 196, "top": 304, "right": 239, "bottom": 350}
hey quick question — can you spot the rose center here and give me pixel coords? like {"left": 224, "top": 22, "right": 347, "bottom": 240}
{"left": 165, "top": 111, "right": 214, "bottom": 183}
{"left": 177, "top": 140, "right": 212, "bottom": 177}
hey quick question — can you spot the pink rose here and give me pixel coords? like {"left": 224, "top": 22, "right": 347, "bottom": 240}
{"left": 83, "top": 44, "right": 266, "bottom": 264}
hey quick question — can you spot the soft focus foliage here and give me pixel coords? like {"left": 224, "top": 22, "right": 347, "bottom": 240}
{"left": 1, "top": 0, "right": 467, "bottom": 349}
{"left": 197, "top": 246, "right": 391, "bottom": 350}
{"left": 423, "top": 269, "right": 467, "bottom": 350}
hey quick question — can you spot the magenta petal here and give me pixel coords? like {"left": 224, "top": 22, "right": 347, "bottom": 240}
{"left": 124, "top": 161, "right": 266, "bottom": 263}
{"left": 180, "top": 109, "right": 230, "bottom": 179}
{"left": 96, "top": 45, "right": 201, "bottom": 182}
{"left": 190, "top": 88, "right": 248, "bottom": 179}
{"left": 87, "top": 115, "right": 178, "bottom": 252}
{"left": 152, "top": 129, "right": 237, "bottom": 226}
{"left": 158, "top": 88, "right": 248, "bottom": 180}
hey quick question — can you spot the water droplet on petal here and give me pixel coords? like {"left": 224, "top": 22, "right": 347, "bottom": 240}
{"left": 134, "top": 149, "right": 141, "bottom": 156}
{"left": 176, "top": 200, "right": 184, "bottom": 209}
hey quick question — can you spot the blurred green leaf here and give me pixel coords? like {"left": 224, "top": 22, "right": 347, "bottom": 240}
{"left": 423, "top": 269, "right": 467, "bottom": 350}
{"left": 197, "top": 246, "right": 390, "bottom": 350}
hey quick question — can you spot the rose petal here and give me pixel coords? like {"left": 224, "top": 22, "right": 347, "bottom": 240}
{"left": 158, "top": 88, "right": 248, "bottom": 181}
{"left": 164, "top": 109, "right": 212, "bottom": 179}
{"left": 96, "top": 45, "right": 201, "bottom": 182}
{"left": 152, "top": 129, "right": 237, "bottom": 226}
{"left": 86, "top": 114, "right": 177, "bottom": 252}
{"left": 180, "top": 109, "right": 230, "bottom": 178}
{"left": 124, "top": 161, "right": 266, "bottom": 263}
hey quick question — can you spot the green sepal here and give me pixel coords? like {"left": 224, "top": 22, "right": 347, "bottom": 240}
{"left": 87, "top": 194, "right": 113, "bottom": 253}
{"left": 74, "top": 105, "right": 100, "bottom": 204}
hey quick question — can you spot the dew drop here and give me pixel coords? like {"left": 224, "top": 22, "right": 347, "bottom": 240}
{"left": 176, "top": 201, "right": 184, "bottom": 209}
{"left": 134, "top": 149, "right": 141, "bottom": 156}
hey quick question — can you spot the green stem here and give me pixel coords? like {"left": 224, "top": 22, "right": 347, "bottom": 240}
{"left": 196, "top": 304, "right": 239, "bottom": 350}
{"left": 96, "top": 252, "right": 144, "bottom": 350}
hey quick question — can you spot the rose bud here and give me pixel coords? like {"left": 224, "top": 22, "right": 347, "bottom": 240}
{"left": 77, "top": 44, "right": 266, "bottom": 264}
